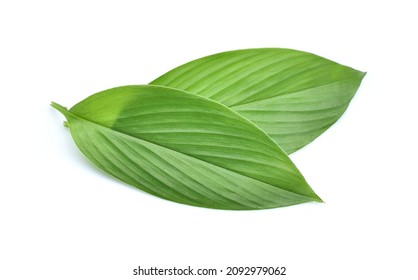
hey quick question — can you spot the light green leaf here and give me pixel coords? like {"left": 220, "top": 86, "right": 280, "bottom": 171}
{"left": 151, "top": 48, "right": 366, "bottom": 154}
{"left": 52, "top": 85, "right": 321, "bottom": 210}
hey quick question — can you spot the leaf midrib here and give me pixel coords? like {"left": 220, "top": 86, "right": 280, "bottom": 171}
{"left": 230, "top": 78, "right": 360, "bottom": 109}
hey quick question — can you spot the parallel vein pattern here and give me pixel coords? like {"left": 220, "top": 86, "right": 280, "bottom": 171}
{"left": 151, "top": 48, "right": 366, "bottom": 154}
{"left": 52, "top": 85, "right": 321, "bottom": 210}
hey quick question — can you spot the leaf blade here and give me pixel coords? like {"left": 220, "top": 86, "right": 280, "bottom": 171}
{"left": 52, "top": 85, "right": 321, "bottom": 210}
{"left": 150, "top": 48, "right": 365, "bottom": 154}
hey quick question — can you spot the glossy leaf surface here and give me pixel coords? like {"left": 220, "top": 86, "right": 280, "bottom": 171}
{"left": 52, "top": 85, "right": 321, "bottom": 210}
{"left": 151, "top": 48, "right": 365, "bottom": 154}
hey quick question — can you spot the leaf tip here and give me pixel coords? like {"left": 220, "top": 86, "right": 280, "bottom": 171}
{"left": 310, "top": 192, "right": 324, "bottom": 203}
{"left": 361, "top": 71, "right": 367, "bottom": 78}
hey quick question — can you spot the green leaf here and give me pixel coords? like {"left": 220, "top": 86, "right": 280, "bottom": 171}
{"left": 52, "top": 85, "right": 321, "bottom": 210}
{"left": 151, "top": 48, "right": 366, "bottom": 154}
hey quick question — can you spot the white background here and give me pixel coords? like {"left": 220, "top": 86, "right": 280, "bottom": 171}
{"left": 1, "top": 0, "right": 417, "bottom": 279}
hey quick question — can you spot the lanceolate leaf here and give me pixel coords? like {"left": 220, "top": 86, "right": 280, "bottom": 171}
{"left": 52, "top": 85, "right": 321, "bottom": 210}
{"left": 151, "top": 48, "right": 366, "bottom": 154}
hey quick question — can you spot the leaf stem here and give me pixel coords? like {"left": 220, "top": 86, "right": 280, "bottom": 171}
{"left": 50, "top": 101, "right": 70, "bottom": 118}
